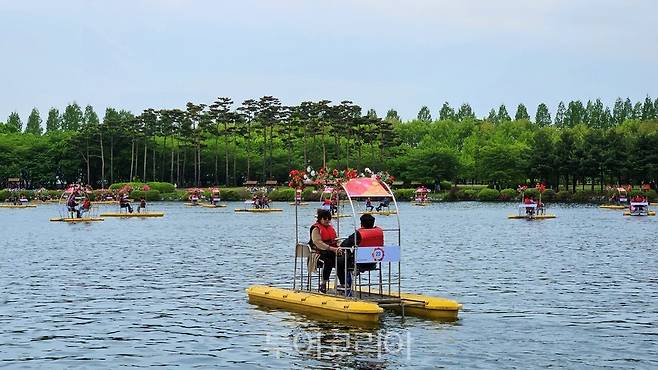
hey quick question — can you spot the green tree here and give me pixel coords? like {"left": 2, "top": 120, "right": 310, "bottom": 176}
{"left": 632, "top": 102, "right": 643, "bottom": 119}
{"left": 439, "top": 102, "right": 455, "bottom": 121}
{"left": 456, "top": 103, "right": 475, "bottom": 121}
{"left": 485, "top": 109, "right": 497, "bottom": 123}
{"left": 62, "top": 102, "right": 83, "bottom": 131}
{"left": 497, "top": 104, "right": 511, "bottom": 122}
{"left": 417, "top": 106, "right": 431, "bottom": 122}
{"left": 642, "top": 95, "right": 656, "bottom": 120}
{"left": 555, "top": 102, "right": 566, "bottom": 127}
{"left": 385, "top": 109, "right": 401, "bottom": 123}
{"left": 45, "top": 108, "right": 60, "bottom": 133}
{"left": 565, "top": 100, "right": 584, "bottom": 127}
{"left": 612, "top": 97, "right": 626, "bottom": 125}
{"left": 535, "top": 103, "right": 551, "bottom": 126}
{"left": 366, "top": 108, "right": 378, "bottom": 119}
{"left": 25, "top": 108, "right": 43, "bottom": 135}
{"left": 6, "top": 112, "right": 22, "bottom": 133}
{"left": 514, "top": 103, "right": 530, "bottom": 121}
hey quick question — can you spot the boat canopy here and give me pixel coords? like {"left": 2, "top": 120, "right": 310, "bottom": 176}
{"left": 342, "top": 177, "right": 392, "bottom": 198}
{"left": 415, "top": 187, "right": 430, "bottom": 193}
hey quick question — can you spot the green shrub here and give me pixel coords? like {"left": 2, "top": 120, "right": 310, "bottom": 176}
{"left": 499, "top": 188, "right": 517, "bottom": 201}
{"left": 221, "top": 188, "right": 250, "bottom": 201}
{"left": 439, "top": 181, "right": 452, "bottom": 191}
{"left": 541, "top": 189, "right": 556, "bottom": 202}
{"left": 446, "top": 188, "right": 459, "bottom": 201}
{"left": 645, "top": 189, "right": 657, "bottom": 201}
{"left": 572, "top": 190, "right": 595, "bottom": 203}
{"left": 556, "top": 190, "right": 572, "bottom": 202}
{"left": 160, "top": 192, "right": 180, "bottom": 201}
{"left": 524, "top": 188, "right": 539, "bottom": 199}
{"left": 394, "top": 189, "right": 415, "bottom": 201}
{"left": 456, "top": 188, "right": 478, "bottom": 201}
{"left": 478, "top": 188, "right": 500, "bottom": 201}
{"left": 0, "top": 190, "right": 9, "bottom": 201}
{"left": 301, "top": 188, "right": 317, "bottom": 201}
{"left": 146, "top": 182, "right": 175, "bottom": 193}
{"left": 629, "top": 189, "right": 643, "bottom": 198}
{"left": 269, "top": 188, "right": 295, "bottom": 201}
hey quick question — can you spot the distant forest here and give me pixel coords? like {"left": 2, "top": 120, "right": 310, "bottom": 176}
{"left": 1, "top": 96, "right": 657, "bottom": 190}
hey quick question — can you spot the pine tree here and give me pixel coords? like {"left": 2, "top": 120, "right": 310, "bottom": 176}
{"left": 514, "top": 103, "right": 530, "bottom": 121}
{"left": 535, "top": 103, "right": 551, "bottom": 126}
{"left": 612, "top": 98, "right": 625, "bottom": 125}
{"left": 642, "top": 95, "right": 656, "bottom": 120}
{"left": 6, "top": 112, "right": 22, "bottom": 133}
{"left": 485, "top": 109, "right": 498, "bottom": 123}
{"left": 417, "top": 106, "right": 431, "bottom": 122}
{"left": 455, "top": 103, "right": 475, "bottom": 121}
{"left": 45, "top": 108, "right": 60, "bottom": 133}
{"left": 632, "top": 102, "right": 643, "bottom": 119}
{"left": 62, "top": 102, "right": 83, "bottom": 131}
{"left": 385, "top": 109, "right": 401, "bottom": 123}
{"left": 555, "top": 102, "right": 566, "bottom": 127}
{"left": 497, "top": 104, "right": 511, "bottom": 122}
{"left": 25, "top": 108, "right": 42, "bottom": 135}
{"left": 366, "top": 108, "right": 378, "bottom": 119}
{"left": 439, "top": 102, "right": 455, "bottom": 121}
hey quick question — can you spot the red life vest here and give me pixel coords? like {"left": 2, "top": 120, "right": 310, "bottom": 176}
{"left": 309, "top": 223, "right": 337, "bottom": 249}
{"left": 322, "top": 199, "right": 332, "bottom": 205}
{"left": 358, "top": 227, "right": 384, "bottom": 247}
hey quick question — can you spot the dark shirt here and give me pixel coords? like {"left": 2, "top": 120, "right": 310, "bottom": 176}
{"left": 340, "top": 231, "right": 362, "bottom": 249}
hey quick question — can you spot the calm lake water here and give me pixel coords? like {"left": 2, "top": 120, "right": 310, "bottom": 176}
{"left": 1, "top": 201, "right": 657, "bottom": 369}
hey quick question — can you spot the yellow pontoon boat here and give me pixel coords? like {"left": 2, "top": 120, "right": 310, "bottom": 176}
{"left": 0, "top": 204, "right": 36, "bottom": 208}
{"left": 99, "top": 212, "right": 165, "bottom": 217}
{"left": 50, "top": 217, "right": 104, "bottom": 222}
{"left": 246, "top": 176, "right": 461, "bottom": 323}
{"left": 599, "top": 204, "right": 626, "bottom": 210}
{"left": 361, "top": 210, "right": 397, "bottom": 216}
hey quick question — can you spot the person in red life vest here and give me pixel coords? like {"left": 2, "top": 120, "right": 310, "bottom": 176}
{"left": 321, "top": 196, "right": 332, "bottom": 212}
{"left": 119, "top": 193, "right": 133, "bottom": 213}
{"left": 309, "top": 209, "right": 342, "bottom": 293}
{"left": 336, "top": 214, "right": 379, "bottom": 290}
{"left": 80, "top": 196, "right": 91, "bottom": 217}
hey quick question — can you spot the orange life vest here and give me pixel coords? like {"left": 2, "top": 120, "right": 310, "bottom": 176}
{"left": 358, "top": 227, "right": 384, "bottom": 247}
{"left": 309, "top": 223, "right": 337, "bottom": 249}
{"left": 322, "top": 198, "right": 332, "bottom": 205}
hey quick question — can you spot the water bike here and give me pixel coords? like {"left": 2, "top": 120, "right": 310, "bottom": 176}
{"left": 246, "top": 176, "right": 462, "bottom": 324}
{"left": 51, "top": 184, "right": 104, "bottom": 222}
{"left": 508, "top": 203, "right": 556, "bottom": 219}
{"left": 411, "top": 186, "right": 432, "bottom": 206}
{"left": 623, "top": 201, "right": 655, "bottom": 216}
{"left": 0, "top": 204, "right": 36, "bottom": 208}
{"left": 235, "top": 200, "right": 282, "bottom": 213}
{"left": 600, "top": 187, "right": 629, "bottom": 210}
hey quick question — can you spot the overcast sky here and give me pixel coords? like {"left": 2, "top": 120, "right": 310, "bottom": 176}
{"left": 1, "top": 0, "right": 657, "bottom": 122}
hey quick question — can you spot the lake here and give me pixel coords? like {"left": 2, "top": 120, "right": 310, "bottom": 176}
{"left": 1, "top": 202, "right": 657, "bottom": 369}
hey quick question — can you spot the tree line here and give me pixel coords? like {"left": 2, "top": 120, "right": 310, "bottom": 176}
{"left": 1, "top": 96, "right": 657, "bottom": 190}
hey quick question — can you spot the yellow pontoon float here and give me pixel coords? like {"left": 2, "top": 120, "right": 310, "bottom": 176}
{"left": 247, "top": 176, "right": 462, "bottom": 323}
{"left": 0, "top": 204, "right": 36, "bottom": 208}
{"left": 235, "top": 200, "right": 282, "bottom": 213}
{"left": 508, "top": 203, "right": 557, "bottom": 219}
{"left": 100, "top": 212, "right": 164, "bottom": 217}
{"left": 50, "top": 217, "right": 104, "bottom": 222}
{"left": 600, "top": 187, "right": 629, "bottom": 210}
{"left": 201, "top": 203, "right": 227, "bottom": 208}
{"left": 361, "top": 210, "right": 397, "bottom": 216}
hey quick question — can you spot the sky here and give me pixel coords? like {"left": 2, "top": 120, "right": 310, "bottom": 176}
{"left": 1, "top": 0, "right": 657, "bottom": 123}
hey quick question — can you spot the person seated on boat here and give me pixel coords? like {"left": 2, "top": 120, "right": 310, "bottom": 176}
{"left": 336, "top": 214, "right": 379, "bottom": 290}
{"left": 365, "top": 197, "right": 374, "bottom": 211}
{"left": 263, "top": 195, "right": 271, "bottom": 209}
{"left": 119, "top": 193, "right": 133, "bottom": 213}
{"left": 375, "top": 198, "right": 390, "bottom": 212}
{"left": 321, "top": 197, "right": 332, "bottom": 212}
{"left": 309, "top": 209, "right": 341, "bottom": 293}
{"left": 67, "top": 191, "right": 81, "bottom": 218}
{"left": 329, "top": 194, "right": 339, "bottom": 215}
{"left": 137, "top": 197, "right": 147, "bottom": 213}
{"left": 190, "top": 192, "right": 199, "bottom": 205}
{"left": 79, "top": 196, "right": 91, "bottom": 217}
{"left": 536, "top": 199, "right": 545, "bottom": 215}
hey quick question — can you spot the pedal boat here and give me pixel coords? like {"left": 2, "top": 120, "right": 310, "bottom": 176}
{"left": 50, "top": 217, "right": 104, "bottom": 222}
{"left": 623, "top": 202, "right": 655, "bottom": 216}
{"left": 599, "top": 204, "right": 626, "bottom": 210}
{"left": 200, "top": 203, "right": 227, "bottom": 208}
{"left": 0, "top": 204, "right": 36, "bottom": 208}
{"left": 508, "top": 203, "right": 556, "bottom": 219}
{"left": 246, "top": 176, "right": 462, "bottom": 324}
{"left": 99, "top": 212, "right": 165, "bottom": 217}
{"left": 234, "top": 208, "right": 283, "bottom": 213}
{"left": 360, "top": 210, "right": 397, "bottom": 216}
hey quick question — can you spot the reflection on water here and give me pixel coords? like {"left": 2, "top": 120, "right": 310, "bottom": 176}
{"left": 1, "top": 202, "right": 657, "bottom": 368}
